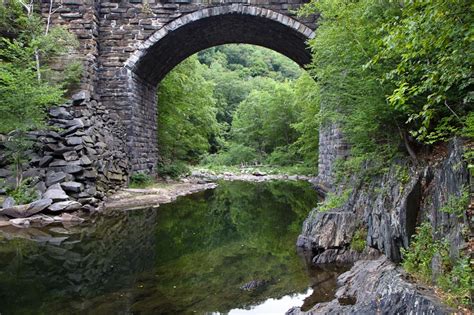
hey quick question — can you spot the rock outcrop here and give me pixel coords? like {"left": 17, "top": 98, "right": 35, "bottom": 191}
{"left": 298, "top": 139, "right": 469, "bottom": 264}
{"left": 295, "top": 139, "right": 471, "bottom": 313}
{"left": 287, "top": 256, "right": 455, "bottom": 315}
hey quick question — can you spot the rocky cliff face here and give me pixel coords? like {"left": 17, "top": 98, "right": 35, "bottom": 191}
{"left": 298, "top": 139, "right": 469, "bottom": 264}
{"left": 295, "top": 139, "right": 470, "bottom": 313}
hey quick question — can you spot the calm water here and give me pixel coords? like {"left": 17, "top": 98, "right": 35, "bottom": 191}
{"left": 0, "top": 181, "right": 345, "bottom": 315}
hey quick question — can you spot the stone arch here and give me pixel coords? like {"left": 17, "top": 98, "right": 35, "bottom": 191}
{"left": 125, "top": 5, "right": 315, "bottom": 85}
{"left": 119, "top": 4, "right": 315, "bottom": 172}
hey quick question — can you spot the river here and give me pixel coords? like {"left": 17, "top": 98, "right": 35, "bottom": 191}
{"left": 0, "top": 180, "right": 346, "bottom": 314}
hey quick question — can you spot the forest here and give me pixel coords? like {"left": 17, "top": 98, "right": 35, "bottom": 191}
{"left": 155, "top": 0, "right": 473, "bottom": 178}
{"left": 156, "top": 45, "right": 319, "bottom": 177}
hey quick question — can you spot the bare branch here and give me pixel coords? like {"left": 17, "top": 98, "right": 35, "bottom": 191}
{"left": 45, "top": 0, "right": 54, "bottom": 35}
{"left": 444, "top": 100, "right": 463, "bottom": 124}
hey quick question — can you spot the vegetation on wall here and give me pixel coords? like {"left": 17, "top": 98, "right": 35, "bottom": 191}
{"left": 0, "top": 0, "right": 80, "bottom": 133}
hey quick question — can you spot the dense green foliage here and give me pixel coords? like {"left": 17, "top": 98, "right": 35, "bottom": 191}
{"left": 439, "top": 189, "right": 469, "bottom": 218}
{"left": 157, "top": 45, "right": 319, "bottom": 174}
{"left": 129, "top": 172, "right": 154, "bottom": 188}
{"left": 401, "top": 222, "right": 472, "bottom": 307}
{"left": 300, "top": 0, "right": 473, "bottom": 172}
{"left": 0, "top": 1, "right": 79, "bottom": 133}
{"left": 157, "top": 56, "right": 219, "bottom": 164}
{"left": 157, "top": 0, "right": 472, "bottom": 177}
{"left": 402, "top": 223, "right": 448, "bottom": 282}
{"left": 350, "top": 226, "right": 367, "bottom": 253}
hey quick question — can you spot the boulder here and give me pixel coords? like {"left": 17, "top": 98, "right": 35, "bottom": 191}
{"left": 65, "top": 118, "right": 84, "bottom": 128}
{"left": 49, "top": 160, "right": 69, "bottom": 167}
{"left": 49, "top": 107, "right": 73, "bottom": 120}
{"left": 72, "top": 90, "right": 90, "bottom": 103}
{"left": 9, "top": 217, "right": 30, "bottom": 227}
{"left": 63, "top": 151, "right": 79, "bottom": 161}
{"left": 1, "top": 199, "right": 52, "bottom": 218}
{"left": 0, "top": 215, "right": 10, "bottom": 227}
{"left": 48, "top": 201, "right": 82, "bottom": 212}
{"left": 80, "top": 155, "right": 92, "bottom": 165}
{"left": 60, "top": 181, "right": 83, "bottom": 193}
{"left": 45, "top": 143, "right": 73, "bottom": 154}
{"left": 35, "top": 181, "right": 47, "bottom": 194}
{"left": 62, "top": 165, "right": 83, "bottom": 174}
{"left": 82, "top": 136, "right": 93, "bottom": 144}
{"left": 286, "top": 256, "right": 454, "bottom": 315}
{"left": 10, "top": 214, "right": 55, "bottom": 226}
{"left": 43, "top": 183, "right": 69, "bottom": 201}
{"left": 46, "top": 171, "right": 67, "bottom": 187}
{"left": 0, "top": 168, "right": 12, "bottom": 178}
{"left": 60, "top": 125, "right": 82, "bottom": 136}
{"left": 27, "top": 198, "right": 53, "bottom": 214}
{"left": 53, "top": 212, "right": 84, "bottom": 222}
{"left": 297, "top": 211, "right": 358, "bottom": 250}
{"left": 38, "top": 155, "right": 54, "bottom": 167}
{"left": 66, "top": 137, "right": 82, "bottom": 146}
{"left": 2, "top": 197, "right": 15, "bottom": 209}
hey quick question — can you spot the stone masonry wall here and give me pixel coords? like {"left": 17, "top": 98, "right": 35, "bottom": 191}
{"left": 317, "top": 122, "right": 350, "bottom": 189}
{"left": 41, "top": 0, "right": 101, "bottom": 97}
{"left": 0, "top": 90, "right": 129, "bottom": 221}
{"left": 42, "top": 0, "right": 320, "bottom": 175}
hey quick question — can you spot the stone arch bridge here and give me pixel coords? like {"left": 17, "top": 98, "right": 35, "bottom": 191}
{"left": 30, "top": 0, "right": 346, "bottom": 199}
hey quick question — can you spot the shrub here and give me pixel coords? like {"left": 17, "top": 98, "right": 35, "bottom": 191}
{"left": 6, "top": 178, "right": 39, "bottom": 204}
{"left": 350, "top": 226, "right": 367, "bottom": 253}
{"left": 440, "top": 189, "right": 469, "bottom": 218}
{"left": 317, "top": 189, "right": 352, "bottom": 212}
{"left": 401, "top": 221, "right": 472, "bottom": 307}
{"left": 401, "top": 222, "right": 441, "bottom": 282}
{"left": 129, "top": 172, "right": 154, "bottom": 188}
{"left": 157, "top": 161, "right": 190, "bottom": 179}
{"left": 201, "top": 144, "right": 260, "bottom": 166}
{"left": 266, "top": 147, "right": 298, "bottom": 166}
{"left": 437, "top": 256, "right": 472, "bottom": 307}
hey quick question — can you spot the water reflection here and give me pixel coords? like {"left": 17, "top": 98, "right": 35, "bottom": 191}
{"left": 0, "top": 181, "right": 346, "bottom": 315}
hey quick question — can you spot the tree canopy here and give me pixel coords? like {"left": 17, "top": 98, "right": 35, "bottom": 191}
{"left": 157, "top": 44, "right": 319, "bottom": 174}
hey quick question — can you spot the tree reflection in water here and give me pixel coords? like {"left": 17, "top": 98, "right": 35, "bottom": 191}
{"left": 0, "top": 181, "right": 347, "bottom": 314}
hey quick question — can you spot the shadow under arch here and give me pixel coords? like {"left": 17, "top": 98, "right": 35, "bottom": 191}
{"left": 125, "top": 4, "right": 315, "bottom": 86}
